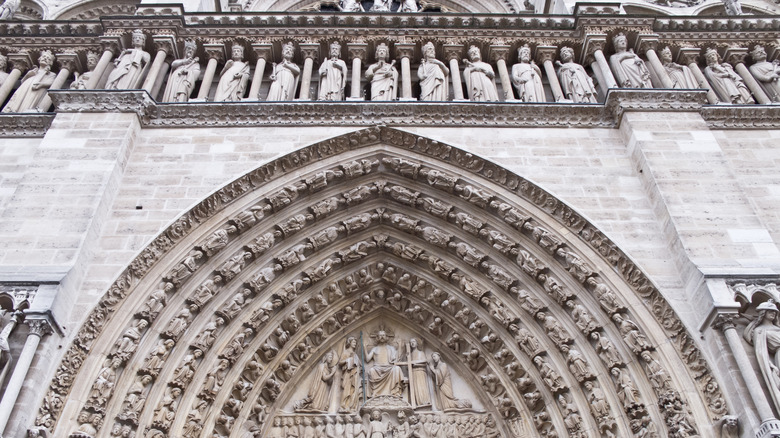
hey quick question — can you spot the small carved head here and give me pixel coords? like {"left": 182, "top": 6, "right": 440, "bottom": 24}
{"left": 751, "top": 45, "right": 767, "bottom": 62}
{"left": 375, "top": 42, "right": 389, "bottom": 61}
{"left": 660, "top": 46, "right": 673, "bottom": 63}
{"left": 612, "top": 32, "right": 628, "bottom": 51}
{"left": 329, "top": 41, "right": 342, "bottom": 58}
{"left": 422, "top": 42, "right": 436, "bottom": 59}
{"left": 231, "top": 43, "right": 244, "bottom": 60}
{"left": 282, "top": 42, "right": 295, "bottom": 59}
{"left": 184, "top": 39, "right": 197, "bottom": 58}
{"left": 371, "top": 410, "right": 381, "bottom": 421}
{"left": 85, "top": 51, "right": 99, "bottom": 70}
{"left": 131, "top": 29, "right": 146, "bottom": 47}
{"left": 431, "top": 351, "right": 441, "bottom": 363}
{"left": 468, "top": 45, "right": 482, "bottom": 62}
{"left": 517, "top": 44, "right": 531, "bottom": 62}
{"left": 704, "top": 48, "right": 720, "bottom": 65}
{"left": 38, "top": 50, "right": 55, "bottom": 68}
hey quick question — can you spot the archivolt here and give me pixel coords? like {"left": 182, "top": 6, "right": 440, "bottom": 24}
{"left": 35, "top": 127, "right": 728, "bottom": 438}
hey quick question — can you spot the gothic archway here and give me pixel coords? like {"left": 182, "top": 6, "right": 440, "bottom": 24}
{"left": 36, "top": 127, "right": 728, "bottom": 438}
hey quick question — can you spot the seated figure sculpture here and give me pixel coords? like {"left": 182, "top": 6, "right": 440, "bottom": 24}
{"left": 364, "top": 330, "right": 403, "bottom": 397}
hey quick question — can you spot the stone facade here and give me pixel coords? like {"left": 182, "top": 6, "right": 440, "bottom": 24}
{"left": 0, "top": 0, "right": 779, "bottom": 438}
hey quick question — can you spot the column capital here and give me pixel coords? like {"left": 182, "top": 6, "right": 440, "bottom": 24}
{"left": 394, "top": 43, "right": 415, "bottom": 60}
{"left": 55, "top": 52, "right": 81, "bottom": 73}
{"left": 299, "top": 43, "right": 320, "bottom": 62}
{"left": 712, "top": 312, "right": 739, "bottom": 331}
{"left": 535, "top": 45, "right": 558, "bottom": 64}
{"left": 583, "top": 34, "right": 607, "bottom": 64}
{"left": 251, "top": 43, "right": 274, "bottom": 62}
{"left": 99, "top": 36, "right": 122, "bottom": 56}
{"left": 634, "top": 34, "right": 660, "bottom": 55}
{"left": 677, "top": 47, "right": 701, "bottom": 66}
{"left": 489, "top": 45, "right": 511, "bottom": 62}
{"left": 442, "top": 44, "right": 463, "bottom": 61}
{"left": 152, "top": 35, "right": 177, "bottom": 58}
{"left": 25, "top": 318, "right": 53, "bottom": 338}
{"left": 347, "top": 43, "right": 368, "bottom": 61}
{"left": 203, "top": 43, "right": 226, "bottom": 62}
{"left": 7, "top": 52, "right": 32, "bottom": 73}
{"left": 723, "top": 47, "right": 749, "bottom": 66}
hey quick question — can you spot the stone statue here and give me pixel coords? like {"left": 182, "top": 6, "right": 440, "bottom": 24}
{"left": 613, "top": 313, "right": 652, "bottom": 354}
{"left": 337, "top": 0, "right": 364, "bottom": 11}
{"left": 162, "top": 39, "right": 201, "bottom": 102}
{"left": 430, "top": 352, "right": 472, "bottom": 409}
{"left": 584, "top": 381, "right": 616, "bottom": 437}
{"left": 370, "top": 0, "right": 392, "bottom": 12}
{"left": 464, "top": 45, "right": 498, "bottom": 102}
{"left": 400, "top": 0, "right": 418, "bottom": 12}
{"left": 214, "top": 44, "right": 250, "bottom": 102}
{"left": 86, "top": 358, "right": 121, "bottom": 409}
{"left": 511, "top": 44, "right": 545, "bottom": 102}
{"left": 722, "top": 0, "right": 742, "bottom": 15}
{"left": 339, "top": 336, "right": 361, "bottom": 411}
{"left": 418, "top": 42, "right": 449, "bottom": 101}
{"left": 609, "top": 33, "right": 652, "bottom": 88}
{"left": 267, "top": 42, "right": 300, "bottom": 101}
{"left": 365, "top": 43, "right": 397, "bottom": 101}
{"left": 368, "top": 410, "right": 389, "bottom": 437}
{"left": 295, "top": 351, "right": 337, "bottom": 411}
{"left": 111, "top": 319, "right": 148, "bottom": 362}
{"left": 70, "top": 51, "right": 99, "bottom": 90}
{"left": 106, "top": 29, "right": 151, "bottom": 90}
{"left": 720, "top": 415, "right": 738, "bottom": 438}
{"left": 409, "top": 338, "right": 432, "bottom": 407}
{"left": 704, "top": 48, "right": 754, "bottom": 104}
{"left": 611, "top": 367, "right": 640, "bottom": 407}
{"left": 0, "top": 0, "right": 19, "bottom": 20}
{"left": 749, "top": 45, "right": 780, "bottom": 102}
{"left": 0, "top": 54, "right": 8, "bottom": 89}
{"left": 364, "top": 330, "right": 403, "bottom": 397}
{"left": 3, "top": 50, "right": 56, "bottom": 113}
{"left": 318, "top": 41, "right": 348, "bottom": 101}
{"left": 660, "top": 46, "right": 697, "bottom": 89}
{"left": 744, "top": 300, "right": 780, "bottom": 410}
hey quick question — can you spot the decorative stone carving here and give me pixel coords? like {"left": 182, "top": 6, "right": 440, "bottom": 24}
{"left": 294, "top": 351, "right": 337, "bottom": 412}
{"left": 509, "top": 323, "right": 542, "bottom": 357}
{"left": 110, "top": 319, "right": 148, "bottom": 362}
{"left": 364, "top": 329, "right": 404, "bottom": 397}
{"left": 720, "top": 415, "right": 738, "bottom": 438}
{"left": 587, "top": 278, "right": 624, "bottom": 315}
{"left": 199, "top": 225, "right": 237, "bottom": 257}
{"left": 534, "top": 356, "right": 566, "bottom": 393}
{"left": 430, "top": 352, "right": 472, "bottom": 410}
{"left": 106, "top": 30, "right": 151, "bottom": 90}
{"left": 418, "top": 42, "right": 449, "bottom": 101}
{"left": 163, "top": 308, "right": 193, "bottom": 340}
{"left": 318, "top": 41, "right": 348, "bottom": 101}
{"left": 0, "top": 0, "right": 19, "bottom": 20}
{"left": 591, "top": 331, "right": 623, "bottom": 368}
{"left": 703, "top": 48, "right": 753, "bottom": 104}
{"left": 566, "top": 300, "right": 599, "bottom": 334}
{"left": 749, "top": 46, "right": 780, "bottom": 103}
{"left": 141, "top": 338, "right": 175, "bottom": 377}
{"left": 162, "top": 40, "right": 201, "bottom": 103}
{"left": 192, "top": 316, "right": 224, "bottom": 351}
{"left": 614, "top": 313, "right": 653, "bottom": 354}
{"left": 3, "top": 50, "right": 56, "bottom": 113}
{"left": 0, "top": 54, "right": 7, "bottom": 89}
{"left": 85, "top": 358, "right": 120, "bottom": 412}
{"left": 267, "top": 42, "right": 300, "bottom": 101}
{"left": 556, "top": 46, "right": 598, "bottom": 103}
{"left": 584, "top": 380, "right": 616, "bottom": 437}
{"left": 188, "top": 275, "right": 224, "bottom": 311}
{"left": 214, "top": 44, "right": 250, "bottom": 102}
{"left": 151, "top": 387, "right": 181, "bottom": 430}
{"left": 561, "top": 344, "right": 594, "bottom": 382}
{"left": 609, "top": 33, "right": 652, "bottom": 88}
{"left": 611, "top": 367, "right": 641, "bottom": 408}
{"left": 464, "top": 45, "right": 498, "bottom": 102}
{"left": 119, "top": 374, "right": 152, "bottom": 423}
{"left": 511, "top": 44, "right": 544, "bottom": 103}
{"left": 660, "top": 47, "right": 697, "bottom": 89}
{"left": 165, "top": 250, "right": 204, "bottom": 287}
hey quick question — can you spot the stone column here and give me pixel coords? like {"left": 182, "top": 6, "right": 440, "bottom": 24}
{"left": 395, "top": 43, "right": 415, "bottom": 101}
{"left": 86, "top": 38, "right": 119, "bottom": 89}
{"left": 35, "top": 52, "right": 80, "bottom": 112}
{"left": 489, "top": 44, "right": 515, "bottom": 101}
{"left": 584, "top": 35, "right": 618, "bottom": 90}
{"left": 713, "top": 314, "right": 780, "bottom": 428}
{"left": 443, "top": 44, "right": 464, "bottom": 101}
{"left": 536, "top": 46, "right": 564, "bottom": 102}
{"left": 678, "top": 48, "right": 719, "bottom": 104}
{"left": 297, "top": 43, "right": 320, "bottom": 101}
{"left": 142, "top": 35, "right": 175, "bottom": 95}
{"left": 636, "top": 35, "right": 674, "bottom": 89}
{"left": 0, "top": 53, "right": 30, "bottom": 109}
{"left": 150, "top": 62, "right": 170, "bottom": 99}
{"left": 248, "top": 43, "right": 273, "bottom": 100}
{"left": 347, "top": 42, "right": 368, "bottom": 100}
{"left": 0, "top": 319, "right": 53, "bottom": 436}
{"left": 197, "top": 43, "right": 225, "bottom": 100}
{"left": 725, "top": 47, "right": 771, "bottom": 104}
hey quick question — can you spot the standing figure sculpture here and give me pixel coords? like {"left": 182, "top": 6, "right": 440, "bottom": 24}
{"left": 365, "top": 43, "right": 397, "bottom": 101}
{"left": 609, "top": 33, "right": 653, "bottom": 88}
{"left": 511, "top": 44, "right": 545, "bottom": 102}
{"left": 660, "top": 46, "right": 697, "bottom": 89}
{"left": 318, "top": 42, "right": 348, "bottom": 101}
{"left": 70, "top": 51, "right": 100, "bottom": 90}
{"left": 418, "top": 42, "right": 449, "bottom": 101}
{"left": 162, "top": 40, "right": 201, "bottom": 102}
{"left": 370, "top": 0, "right": 392, "bottom": 11}
{"left": 364, "top": 330, "right": 404, "bottom": 397}
{"left": 703, "top": 48, "right": 754, "bottom": 104}
{"left": 267, "top": 42, "right": 300, "bottom": 101}
{"left": 296, "top": 351, "right": 338, "bottom": 412}
{"left": 106, "top": 29, "right": 151, "bottom": 90}
{"left": 430, "top": 352, "right": 471, "bottom": 410}
{"left": 464, "top": 45, "right": 499, "bottom": 102}
{"left": 339, "top": 336, "right": 361, "bottom": 411}
{"left": 749, "top": 45, "right": 780, "bottom": 102}
{"left": 400, "top": 0, "right": 419, "bottom": 11}
{"left": 556, "top": 46, "right": 597, "bottom": 103}
{"left": 214, "top": 44, "right": 250, "bottom": 102}
{"left": 2, "top": 50, "right": 56, "bottom": 113}
{"left": 409, "top": 338, "right": 431, "bottom": 407}
{"left": 337, "top": 0, "right": 364, "bottom": 11}
{"left": 0, "top": 0, "right": 19, "bottom": 20}
{"left": 744, "top": 300, "right": 780, "bottom": 410}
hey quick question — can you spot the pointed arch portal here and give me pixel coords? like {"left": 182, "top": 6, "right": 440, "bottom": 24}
{"left": 37, "top": 127, "right": 728, "bottom": 438}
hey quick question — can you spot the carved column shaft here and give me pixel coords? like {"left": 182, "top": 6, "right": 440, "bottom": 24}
{"left": 0, "top": 67, "right": 26, "bottom": 110}
{"left": 593, "top": 50, "right": 618, "bottom": 89}
{"left": 150, "top": 62, "right": 170, "bottom": 99}
{"left": 197, "top": 57, "right": 220, "bottom": 99}
{"left": 734, "top": 62, "right": 770, "bottom": 104}
{"left": 0, "top": 319, "right": 52, "bottom": 436}
{"left": 449, "top": 58, "right": 464, "bottom": 100}
{"left": 537, "top": 47, "right": 564, "bottom": 102}
{"left": 299, "top": 57, "right": 315, "bottom": 100}
{"left": 86, "top": 49, "right": 115, "bottom": 89}
{"left": 350, "top": 57, "right": 362, "bottom": 99}
{"left": 490, "top": 46, "right": 515, "bottom": 100}
{"left": 396, "top": 44, "right": 414, "bottom": 100}
{"left": 682, "top": 55, "right": 719, "bottom": 104}
{"left": 142, "top": 49, "right": 169, "bottom": 94}
{"left": 249, "top": 44, "right": 272, "bottom": 100}
{"left": 644, "top": 49, "right": 675, "bottom": 89}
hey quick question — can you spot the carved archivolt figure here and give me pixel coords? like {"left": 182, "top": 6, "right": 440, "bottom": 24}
{"left": 162, "top": 39, "right": 201, "bottom": 102}
{"left": 464, "top": 45, "right": 498, "bottom": 102}
{"left": 660, "top": 46, "right": 698, "bottom": 89}
{"left": 418, "top": 42, "right": 449, "bottom": 101}
{"left": 744, "top": 300, "right": 780, "bottom": 410}
{"left": 430, "top": 352, "right": 471, "bottom": 409}
{"left": 339, "top": 336, "right": 361, "bottom": 411}
{"left": 703, "top": 48, "right": 754, "bottom": 104}
{"left": 214, "top": 44, "right": 250, "bottom": 102}
{"left": 3, "top": 50, "right": 56, "bottom": 113}
{"left": 611, "top": 367, "right": 640, "bottom": 407}
{"left": 609, "top": 33, "right": 652, "bottom": 88}
{"left": 318, "top": 41, "right": 348, "bottom": 101}
{"left": 749, "top": 45, "right": 780, "bottom": 102}
{"left": 556, "top": 46, "right": 597, "bottom": 103}
{"left": 106, "top": 29, "right": 151, "bottom": 90}
{"left": 70, "top": 51, "right": 99, "bottom": 90}
{"left": 511, "top": 44, "right": 545, "bottom": 102}
{"left": 366, "top": 43, "right": 397, "bottom": 101}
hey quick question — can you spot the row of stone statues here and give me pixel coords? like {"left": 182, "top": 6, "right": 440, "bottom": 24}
{"left": 1, "top": 33, "right": 778, "bottom": 111}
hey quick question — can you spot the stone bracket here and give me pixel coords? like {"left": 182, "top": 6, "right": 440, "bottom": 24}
{"left": 252, "top": 43, "right": 274, "bottom": 62}
{"left": 48, "top": 90, "right": 156, "bottom": 124}
{"left": 604, "top": 88, "right": 708, "bottom": 125}
{"left": 634, "top": 34, "right": 660, "bottom": 55}
{"left": 0, "top": 114, "right": 55, "bottom": 138}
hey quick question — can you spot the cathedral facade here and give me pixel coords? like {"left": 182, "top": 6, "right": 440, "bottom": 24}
{"left": 0, "top": 0, "right": 779, "bottom": 437}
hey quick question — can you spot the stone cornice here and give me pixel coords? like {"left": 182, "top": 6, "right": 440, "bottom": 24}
{"left": 701, "top": 105, "right": 780, "bottom": 129}
{"left": 0, "top": 114, "right": 55, "bottom": 138}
